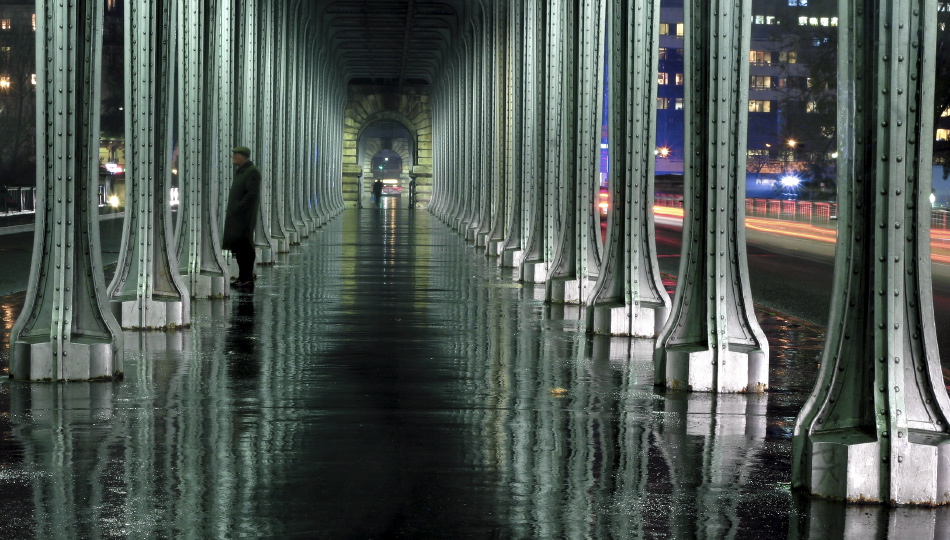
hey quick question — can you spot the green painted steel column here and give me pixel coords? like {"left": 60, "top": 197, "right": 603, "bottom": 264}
{"left": 267, "top": 1, "right": 291, "bottom": 252}
{"left": 653, "top": 0, "right": 768, "bottom": 393}
{"left": 108, "top": 0, "right": 190, "bottom": 329}
{"left": 252, "top": 0, "right": 278, "bottom": 261}
{"left": 793, "top": 0, "right": 950, "bottom": 505}
{"left": 519, "top": 0, "right": 560, "bottom": 284}
{"left": 587, "top": 0, "right": 670, "bottom": 336}
{"left": 547, "top": 0, "right": 605, "bottom": 304}
{"left": 505, "top": 0, "right": 544, "bottom": 271}
{"left": 498, "top": 0, "right": 525, "bottom": 266}
{"left": 485, "top": 0, "right": 510, "bottom": 256}
{"left": 177, "top": 0, "right": 232, "bottom": 296}
{"left": 11, "top": 0, "right": 122, "bottom": 380}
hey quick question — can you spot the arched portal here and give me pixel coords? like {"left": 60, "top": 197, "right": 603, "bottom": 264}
{"left": 342, "top": 85, "right": 433, "bottom": 209}
{"left": 359, "top": 120, "right": 414, "bottom": 205}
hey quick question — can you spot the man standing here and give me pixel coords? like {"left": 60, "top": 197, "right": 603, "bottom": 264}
{"left": 372, "top": 179, "right": 383, "bottom": 207}
{"left": 222, "top": 146, "right": 261, "bottom": 291}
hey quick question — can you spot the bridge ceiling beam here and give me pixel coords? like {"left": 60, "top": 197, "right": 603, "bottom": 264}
{"left": 318, "top": 0, "right": 464, "bottom": 85}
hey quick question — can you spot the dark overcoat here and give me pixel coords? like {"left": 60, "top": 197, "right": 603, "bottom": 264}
{"left": 222, "top": 160, "right": 262, "bottom": 250}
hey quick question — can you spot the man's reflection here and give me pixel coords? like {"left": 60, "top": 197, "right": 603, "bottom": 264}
{"left": 227, "top": 296, "right": 258, "bottom": 380}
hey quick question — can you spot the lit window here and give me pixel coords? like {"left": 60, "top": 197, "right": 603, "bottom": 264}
{"left": 657, "top": 97, "right": 670, "bottom": 110}
{"left": 776, "top": 78, "right": 786, "bottom": 88}
{"left": 748, "top": 149, "right": 770, "bottom": 157}
{"left": 820, "top": 17, "right": 830, "bottom": 26}
{"left": 807, "top": 77, "right": 814, "bottom": 88}
{"left": 830, "top": 17, "right": 838, "bottom": 26}
{"left": 675, "top": 23, "right": 684, "bottom": 37}
{"left": 750, "top": 50, "right": 768, "bottom": 64}
{"left": 754, "top": 15, "right": 764, "bottom": 25}
{"left": 658, "top": 47, "right": 668, "bottom": 60}
{"left": 658, "top": 73, "right": 669, "bottom": 85}
{"left": 749, "top": 100, "right": 771, "bottom": 113}
{"left": 32, "top": 14, "right": 36, "bottom": 31}
{"left": 806, "top": 101, "right": 819, "bottom": 113}
{"left": 674, "top": 98, "right": 684, "bottom": 110}
{"left": 766, "top": 16, "right": 777, "bottom": 25}
{"left": 674, "top": 73, "right": 684, "bottom": 85}
{"left": 809, "top": 17, "right": 818, "bottom": 26}
{"left": 778, "top": 51, "right": 797, "bottom": 64}
{"left": 941, "top": 108, "right": 950, "bottom": 118}
{"left": 750, "top": 76, "right": 772, "bottom": 90}
{"left": 0, "top": 76, "right": 11, "bottom": 90}
{"left": 659, "top": 23, "right": 670, "bottom": 35}
{"left": 31, "top": 73, "right": 36, "bottom": 85}
{"left": 937, "top": 128, "right": 950, "bottom": 141}
{"left": 0, "top": 19, "right": 11, "bottom": 30}
{"left": 798, "top": 16, "right": 808, "bottom": 25}
{"left": 0, "top": 46, "right": 9, "bottom": 53}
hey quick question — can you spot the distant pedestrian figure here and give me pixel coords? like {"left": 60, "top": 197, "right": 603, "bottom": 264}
{"left": 222, "top": 146, "right": 261, "bottom": 291}
{"left": 372, "top": 179, "right": 383, "bottom": 207}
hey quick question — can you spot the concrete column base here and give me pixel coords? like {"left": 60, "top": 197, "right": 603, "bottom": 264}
{"left": 520, "top": 261, "right": 548, "bottom": 283}
{"left": 486, "top": 239, "right": 503, "bottom": 256}
{"left": 802, "top": 434, "right": 950, "bottom": 505}
{"left": 275, "top": 237, "right": 291, "bottom": 253}
{"left": 13, "top": 339, "right": 120, "bottom": 381}
{"left": 112, "top": 297, "right": 190, "bottom": 330}
{"left": 185, "top": 272, "right": 228, "bottom": 299}
{"left": 257, "top": 246, "right": 275, "bottom": 265}
{"left": 475, "top": 231, "right": 488, "bottom": 247}
{"left": 660, "top": 347, "right": 768, "bottom": 393}
{"left": 590, "top": 303, "right": 667, "bottom": 337}
{"left": 547, "top": 278, "right": 584, "bottom": 304}
{"left": 501, "top": 248, "right": 522, "bottom": 268}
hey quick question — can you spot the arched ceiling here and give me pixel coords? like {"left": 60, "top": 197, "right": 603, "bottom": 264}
{"left": 318, "top": 0, "right": 469, "bottom": 86}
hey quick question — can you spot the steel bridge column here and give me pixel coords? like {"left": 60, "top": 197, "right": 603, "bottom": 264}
{"left": 107, "top": 0, "right": 190, "bottom": 330}
{"left": 587, "top": 0, "right": 670, "bottom": 336}
{"left": 793, "top": 0, "right": 950, "bottom": 505}
{"left": 546, "top": 0, "right": 604, "bottom": 304}
{"left": 266, "top": 1, "right": 291, "bottom": 252}
{"left": 176, "top": 0, "right": 232, "bottom": 296}
{"left": 498, "top": 0, "right": 525, "bottom": 266}
{"left": 283, "top": 0, "right": 306, "bottom": 243}
{"left": 505, "top": 0, "right": 543, "bottom": 271}
{"left": 485, "top": 1, "right": 509, "bottom": 255}
{"left": 653, "top": 0, "right": 768, "bottom": 393}
{"left": 10, "top": 0, "right": 122, "bottom": 380}
{"left": 472, "top": 3, "right": 494, "bottom": 246}
{"left": 518, "top": 0, "right": 559, "bottom": 284}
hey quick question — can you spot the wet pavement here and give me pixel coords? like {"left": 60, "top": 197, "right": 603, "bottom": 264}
{"left": 0, "top": 207, "right": 949, "bottom": 538}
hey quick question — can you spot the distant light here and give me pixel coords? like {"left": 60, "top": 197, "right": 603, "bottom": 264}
{"left": 780, "top": 175, "right": 801, "bottom": 187}
{"left": 108, "top": 195, "right": 120, "bottom": 208}
{"left": 931, "top": 193, "right": 937, "bottom": 207}
{"left": 104, "top": 162, "right": 123, "bottom": 173}
{"left": 765, "top": 143, "right": 772, "bottom": 148}
{"left": 169, "top": 187, "right": 179, "bottom": 206}
{"left": 382, "top": 179, "right": 398, "bottom": 184}
{"left": 831, "top": 152, "right": 839, "bottom": 159}
{"left": 600, "top": 143, "right": 608, "bottom": 149}
{"left": 787, "top": 139, "right": 797, "bottom": 148}
{"left": 655, "top": 146, "right": 671, "bottom": 158}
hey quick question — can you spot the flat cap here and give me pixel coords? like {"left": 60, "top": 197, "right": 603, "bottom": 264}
{"left": 231, "top": 146, "right": 251, "bottom": 157}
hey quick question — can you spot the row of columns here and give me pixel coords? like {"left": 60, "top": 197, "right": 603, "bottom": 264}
{"left": 11, "top": 0, "right": 346, "bottom": 381}
{"left": 431, "top": 0, "right": 950, "bottom": 506}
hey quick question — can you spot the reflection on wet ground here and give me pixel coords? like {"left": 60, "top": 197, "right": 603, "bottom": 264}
{"left": 0, "top": 208, "right": 947, "bottom": 538}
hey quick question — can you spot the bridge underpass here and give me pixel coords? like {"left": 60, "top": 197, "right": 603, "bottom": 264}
{"left": 1, "top": 0, "right": 949, "bottom": 534}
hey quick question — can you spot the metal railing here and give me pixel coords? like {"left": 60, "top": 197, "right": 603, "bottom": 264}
{"left": 0, "top": 186, "right": 36, "bottom": 214}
